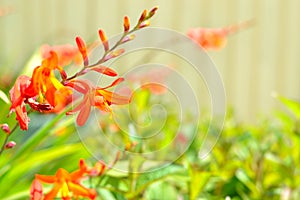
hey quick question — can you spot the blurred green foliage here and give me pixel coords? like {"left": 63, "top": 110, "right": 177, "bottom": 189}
{"left": 0, "top": 79, "right": 300, "bottom": 200}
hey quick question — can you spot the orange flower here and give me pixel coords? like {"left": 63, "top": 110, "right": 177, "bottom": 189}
{"left": 9, "top": 75, "right": 55, "bottom": 130}
{"left": 30, "top": 179, "right": 43, "bottom": 200}
{"left": 31, "top": 159, "right": 97, "bottom": 200}
{"left": 66, "top": 78, "right": 131, "bottom": 126}
{"left": 187, "top": 20, "right": 253, "bottom": 50}
{"left": 25, "top": 51, "right": 72, "bottom": 107}
{"left": 9, "top": 75, "right": 32, "bottom": 130}
{"left": 187, "top": 28, "right": 228, "bottom": 50}
{"left": 9, "top": 52, "right": 73, "bottom": 129}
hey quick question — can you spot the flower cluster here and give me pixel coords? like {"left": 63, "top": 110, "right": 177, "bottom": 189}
{"left": 0, "top": 6, "right": 160, "bottom": 199}
{"left": 6, "top": 6, "right": 158, "bottom": 131}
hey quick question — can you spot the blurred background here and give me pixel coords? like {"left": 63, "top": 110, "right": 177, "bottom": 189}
{"left": 0, "top": 0, "right": 299, "bottom": 121}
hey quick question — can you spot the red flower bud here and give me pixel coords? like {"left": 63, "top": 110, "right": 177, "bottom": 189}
{"left": 148, "top": 6, "right": 158, "bottom": 18}
{"left": 5, "top": 141, "right": 16, "bottom": 149}
{"left": 138, "top": 10, "right": 147, "bottom": 23}
{"left": 0, "top": 124, "right": 10, "bottom": 134}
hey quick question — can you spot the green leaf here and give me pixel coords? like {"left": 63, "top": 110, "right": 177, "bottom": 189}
{"left": 277, "top": 95, "right": 300, "bottom": 119}
{"left": 126, "top": 164, "right": 186, "bottom": 199}
{"left": 0, "top": 89, "right": 9, "bottom": 104}
{"left": 98, "top": 189, "right": 121, "bottom": 200}
{"left": 144, "top": 181, "right": 178, "bottom": 200}
{"left": 235, "top": 169, "right": 258, "bottom": 195}
{"left": 188, "top": 165, "right": 211, "bottom": 200}
{"left": 0, "top": 143, "right": 84, "bottom": 197}
{"left": 12, "top": 111, "right": 68, "bottom": 159}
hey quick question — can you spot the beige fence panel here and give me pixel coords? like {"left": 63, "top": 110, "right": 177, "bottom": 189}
{"left": 0, "top": 0, "right": 299, "bottom": 121}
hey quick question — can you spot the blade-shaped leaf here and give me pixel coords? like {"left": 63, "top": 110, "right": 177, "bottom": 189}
{"left": 277, "top": 95, "right": 300, "bottom": 119}
{"left": 0, "top": 89, "right": 9, "bottom": 104}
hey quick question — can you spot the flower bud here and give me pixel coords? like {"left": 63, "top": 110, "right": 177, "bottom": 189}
{"left": 148, "top": 6, "right": 158, "bottom": 19}
{"left": 138, "top": 10, "right": 147, "bottom": 23}
{"left": 139, "top": 21, "right": 150, "bottom": 29}
{"left": 0, "top": 124, "right": 10, "bottom": 134}
{"left": 123, "top": 16, "right": 130, "bottom": 32}
{"left": 98, "top": 29, "right": 109, "bottom": 51}
{"left": 5, "top": 141, "right": 16, "bottom": 149}
{"left": 75, "top": 36, "right": 89, "bottom": 66}
{"left": 121, "top": 34, "right": 135, "bottom": 43}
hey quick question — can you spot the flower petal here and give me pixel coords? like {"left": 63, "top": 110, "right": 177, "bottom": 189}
{"left": 35, "top": 174, "right": 56, "bottom": 184}
{"left": 30, "top": 179, "right": 43, "bottom": 200}
{"left": 68, "top": 182, "right": 97, "bottom": 199}
{"left": 76, "top": 99, "right": 91, "bottom": 126}
{"left": 44, "top": 183, "right": 61, "bottom": 200}
{"left": 66, "top": 79, "right": 91, "bottom": 94}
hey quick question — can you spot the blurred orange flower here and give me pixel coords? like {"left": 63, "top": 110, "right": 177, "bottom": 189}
{"left": 40, "top": 44, "right": 82, "bottom": 66}
{"left": 187, "top": 27, "right": 229, "bottom": 50}
{"left": 187, "top": 20, "right": 253, "bottom": 50}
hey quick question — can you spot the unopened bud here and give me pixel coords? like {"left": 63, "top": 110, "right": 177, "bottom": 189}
{"left": 139, "top": 21, "right": 150, "bottom": 29}
{"left": 123, "top": 16, "right": 130, "bottom": 32}
{"left": 148, "top": 6, "right": 158, "bottom": 19}
{"left": 98, "top": 29, "right": 109, "bottom": 51}
{"left": 138, "top": 10, "right": 147, "bottom": 23}
{"left": 5, "top": 141, "right": 16, "bottom": 149}
{"left": 75, "top": 36, "right": 89, "bottom": 66}
{"left": 121, "top": 34, "right": 135, "bottom": 43}
{"left": 0, "top": 124, "right": 10, "bottom": 134}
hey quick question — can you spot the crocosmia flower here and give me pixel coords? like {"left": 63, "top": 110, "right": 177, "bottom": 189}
{"left": 30, "top": 179, "right": 43, "bottom": 200}
{"left": 187, "top": 28, "right": 228, "bottom": 50}
{"left": 9, "top": 75, "right": 32, "bottom": 130}
{"left": 187, "top": 20, "right": 252, "bottom": 50}
{"left": 9, "top": 52, "right": 72, "bottom": 130}
{"left": 67, "top": 78, "right": 131, "bottom": 126}
{"left": 31, "top": 159, "right": 97, "bottom": 200}
{"left": 25, "top": 51, "right": 72, "bottom": 107}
